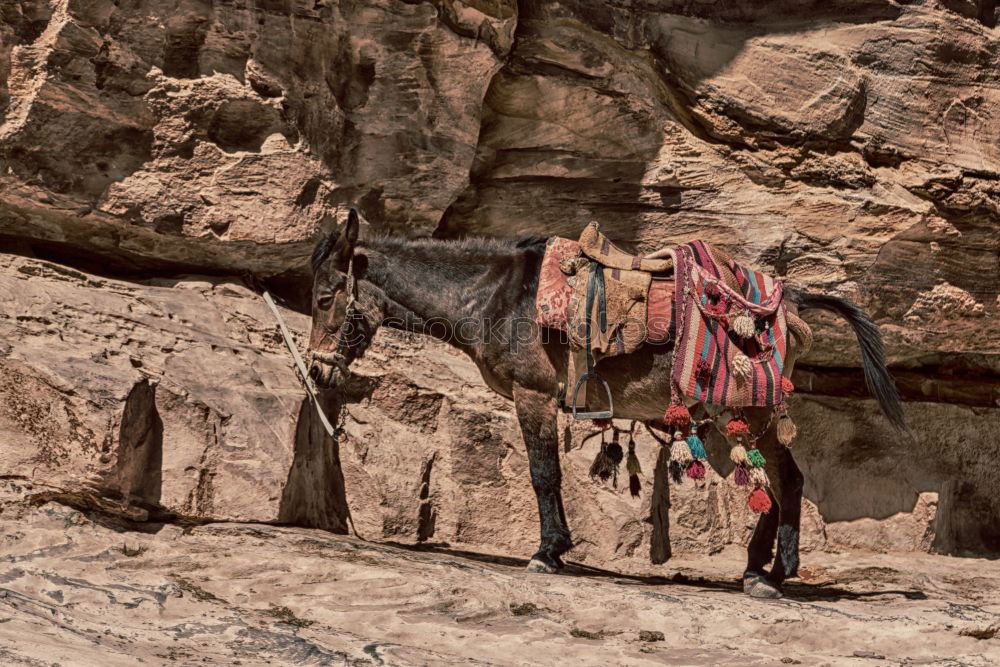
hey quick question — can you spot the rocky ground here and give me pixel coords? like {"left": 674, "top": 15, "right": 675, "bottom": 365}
{"left": 1, "top": 479, "right": 998, "bottom": 667}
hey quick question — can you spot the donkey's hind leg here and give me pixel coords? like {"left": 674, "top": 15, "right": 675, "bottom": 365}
{"left": 743, "top": 426, "right": 802, "bottom": 599}
{"left": 767, "top": 443, "right": 804, "bottom": 584}
{"left": 744, "top": 502, "right": 779, "bottom": 595}
{"left": 513, "top": 385, "right": 573, "bottom": 574}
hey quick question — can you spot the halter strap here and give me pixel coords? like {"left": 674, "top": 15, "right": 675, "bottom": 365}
{"left": 331, "top": 254, "right": 358, "bottom": 361}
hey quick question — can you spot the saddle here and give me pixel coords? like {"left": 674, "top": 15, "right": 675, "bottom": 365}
{"left": 537, "top": 223, "right": 674, "bottom": 419}
{"left": 578, "top": 223, "right": 673, "bottom": 273}
{"left": 535, "top": 225, "right": 752, "bottom": 419}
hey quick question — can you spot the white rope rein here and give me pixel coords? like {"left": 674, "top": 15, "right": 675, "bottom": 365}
{"left": 262, "top": 291, "right": 337, "bottom": 438}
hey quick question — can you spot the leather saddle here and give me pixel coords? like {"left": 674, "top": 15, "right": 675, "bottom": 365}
{"left": 578, "top": 222, "right": 673, "bottom": 273}
{"left": 562, "top": 223, "right": 673, "bottom": 419}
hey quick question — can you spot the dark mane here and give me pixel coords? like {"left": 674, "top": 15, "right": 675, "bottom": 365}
{"left": 356, "top": 233, "right": 548, "bottom": 299}
{"left": 359, "top": 234, "right": 547, "bottom": 256}
{"left": 314, "top": 232, "right": 549, "bottom": 306}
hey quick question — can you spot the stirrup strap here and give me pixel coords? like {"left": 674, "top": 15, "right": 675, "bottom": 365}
{"left": 572, "top": 261, "right": 613, "bottom": 420}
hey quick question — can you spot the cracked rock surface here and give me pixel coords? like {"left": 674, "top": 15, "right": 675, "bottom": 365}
{"left": 0, "top": 480, "right": 998, "bottom": 665}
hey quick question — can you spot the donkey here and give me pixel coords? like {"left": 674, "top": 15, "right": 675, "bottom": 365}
{"left": 307, "top": 210, "right": 905, "bottom": 599}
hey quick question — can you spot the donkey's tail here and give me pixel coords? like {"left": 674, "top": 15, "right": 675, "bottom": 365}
{"left": 791, "top": 291, "right": 907, "bottom": 431}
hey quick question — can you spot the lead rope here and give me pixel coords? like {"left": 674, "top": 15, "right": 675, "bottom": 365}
{"left": 262, "top": 291, "right": 337, "bottom": 438}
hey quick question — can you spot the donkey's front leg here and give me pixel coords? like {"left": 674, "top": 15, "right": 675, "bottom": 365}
{"left": 513, "top": 384, "right": 573, "bottom": 573}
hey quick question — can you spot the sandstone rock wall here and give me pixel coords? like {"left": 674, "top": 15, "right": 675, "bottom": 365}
{"left": 1, "top": 0, "right": 998, "bottom": 558}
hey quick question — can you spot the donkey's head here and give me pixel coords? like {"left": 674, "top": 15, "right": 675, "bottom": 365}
{"left": 307, "top": 209, "right": 379, "bottom": 389}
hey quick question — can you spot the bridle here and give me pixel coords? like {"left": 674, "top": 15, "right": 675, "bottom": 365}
{"left": 310, "top": 254, "right": 358, "bottom": 375}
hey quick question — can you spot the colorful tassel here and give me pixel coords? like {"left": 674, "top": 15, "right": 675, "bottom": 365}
{"left": 781, "top": 377, "right": 795, "bottom": 396}
{"left": 734, "top": 464, "right": 750, "bottom": 487}
{"left": 733, "top": 312, "right": 756, "bottom": 338}
{"left": 665, "top": 404, "right": 691, "bottom": 428}
{"left": 695, "top": 358, "right": 712, "bottom": 380}
{"left": 686, "top": 434, "right": 707, "bottom": 460}
{"left": 670, "top": 434, "right": 693, "bottom": 466}
{"left": 748, "top": 487, "right": 772, "bottom": 514}
{"left": 747, "top": 448, "right": 767, "bottom": 468}
{"left": 726, "top": 418, "right": 750, "bottom": 437}
{"left": 731, "top": 353, "right": 752, "bottom": 380}
{"left": 750, "top": 467, "right": 769, "bottom": 488}
{"left": 729, "top": 444, "right": 750, "bottom": 466}
{"left": 777, "top": 415, "right": 797, "bottom": 446}
{"left": 686, "top": 460, "right": 706, "bottom": 480}
{"left": 626, "top": 436, "right": 642, "bottom": 498}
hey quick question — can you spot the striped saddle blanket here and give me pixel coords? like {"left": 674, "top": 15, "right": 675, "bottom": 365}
{"left": 671, "top": 241, "right": 788, "bottom": 408}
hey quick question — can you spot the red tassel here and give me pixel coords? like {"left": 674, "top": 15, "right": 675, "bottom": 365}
{"left": 695, "top": 358, "right": 712, "bottom": 379}
{"left": 781, "top": 377, "right": 794, "bottom": 396}
{"left": 665, "top": 404, "right": 691, "bottom": 428}
{"left": 726, "top": 418, "right": 750, "bottom": 437}
{"left": 748, "top": 488, "right": 772, "bottom": 514}
{"left": 685, "top": 460, "right": 706, "bottom": 480}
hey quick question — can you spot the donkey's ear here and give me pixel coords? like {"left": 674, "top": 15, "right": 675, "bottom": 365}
{"left": 311, "top": 229, "right": 337, "bottom": 275}
{"left": 344, "top": 208, "right": 360, "bottom": 247}
{"left": 333, "top": 208, "right": 360, "bottom": 267}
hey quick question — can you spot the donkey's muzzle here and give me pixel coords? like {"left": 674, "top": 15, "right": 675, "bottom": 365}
{"left": 308, "top": 351, "right": 348, "bottom": 389}
{"left": 309, "top": 360, "right": 335, "bottom": 388}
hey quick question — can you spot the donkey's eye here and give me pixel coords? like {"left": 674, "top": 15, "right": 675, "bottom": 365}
{"left": 316, "top": 292, "right": 335, "bottom": 309}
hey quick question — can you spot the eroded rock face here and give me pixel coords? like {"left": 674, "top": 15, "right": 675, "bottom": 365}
{"left": 0, "top": 254, "right": 314, "bottom": 524}
{"left": 1, "top": 1, "right": 998, "bottom": 558}
{"left": 1, "top": 0, "right": 514, "bottom": 271}
{"left": 3, "top": 254, "right": 997, "bottom": 561}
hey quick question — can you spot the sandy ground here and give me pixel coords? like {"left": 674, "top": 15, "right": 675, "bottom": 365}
{"left": 0, "top": 480, "right": 998, "bottom": 666}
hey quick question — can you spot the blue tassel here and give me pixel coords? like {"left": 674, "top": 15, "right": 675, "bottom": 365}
{"left": 686, "top": 435, "right": 707, "bottom": 460}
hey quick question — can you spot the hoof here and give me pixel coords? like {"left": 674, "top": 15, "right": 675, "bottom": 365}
{"left": 742, "top": 572, "right": 764, "bottom": 595}
{"left": 745, "top": 577, "right": 783, "bottom": 599}
{"left": 526, "top": 557, "right": 559, "bottom": 574}
{"left": 527, "top": 550, "right": 563, "bottom": 574}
